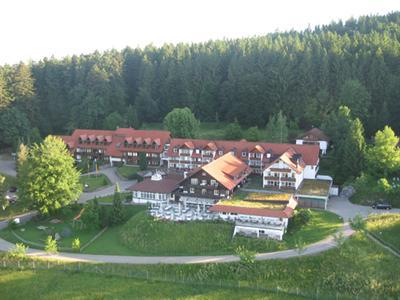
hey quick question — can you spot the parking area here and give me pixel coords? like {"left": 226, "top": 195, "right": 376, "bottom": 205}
{"left": 0, "top": 155, "right": 16, "bottom": 177}
{"left": 327, "top": 195, "right": 400, "bottom": 221}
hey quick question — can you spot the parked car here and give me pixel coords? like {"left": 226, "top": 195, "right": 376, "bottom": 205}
{"left": 5, "top": 194, "right": 17, "bottom": 204}
{"left": 372, "top": 201, "right": 392, "bottom": 210}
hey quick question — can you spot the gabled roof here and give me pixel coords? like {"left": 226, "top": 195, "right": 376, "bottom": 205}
{"left": 200, "top": 153, "right": 252, "bottom": 190}
{"left": 168, "top": 138, "right": 320, "bottom": 165}
{"left": 298, "top": 128, "right": 329, "bottom": 142}
{"left": 59, "top": 128, "right": 171, "bottom": 157}
{"left": 265, "top": 148, "right": 305, "bottom": 174}
{"left": 128, "top": 174, "right": 184, "bottom": 194}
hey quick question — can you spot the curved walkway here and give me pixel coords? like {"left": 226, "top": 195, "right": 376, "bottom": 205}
{"left": 0, "top": 223, "right": 354, "bottom": 264}
{"left": 78, "top": 166, "right": 137, "bottom": 203}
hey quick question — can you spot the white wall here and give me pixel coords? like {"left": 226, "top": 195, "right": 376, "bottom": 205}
{"left": 296, "top": 139, "right": 328, "bottom": 155}
{"left": 303, "top": 165, "right": 318, "bottom": 179}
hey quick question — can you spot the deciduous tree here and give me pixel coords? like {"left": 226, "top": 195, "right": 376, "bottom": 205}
{"left": 163, "top": 107, "right": 199, "bottom": 138}
{"left": 18, "top": 136, "right": 82, "bottom": 215}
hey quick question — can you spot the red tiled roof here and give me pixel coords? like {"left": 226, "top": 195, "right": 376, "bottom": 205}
{"left": 265, "top": 148, "right": 305, "bottom": 174}
{"left": 127, "top": 175, "right": 183, "bottom": 193}
{"left": 298, "top": 128, "right": 330, "bottom": 142}
{"left": 201, "top": 153, "right": 252, "bottom": 190}
{"left": 168, "top": 138, "right": 319, "bottom": 165}
{"left": 59, "top": 128, "right": 171, "bottom": 158}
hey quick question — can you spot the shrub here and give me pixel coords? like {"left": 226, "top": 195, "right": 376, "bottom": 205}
{"left": 8, "top": 220, "right": 18, "bottom": 230}
{"left": 81, "top": 199, "right": 101, "bottom": 230}
{"left": 295, "top": 237, "right": 306, "bottom": 254}
{"left": 235, "top": 245, "right": 256, "bottom": 265}
{"left": 333, "top": 231, "right": 346, "bottom": 247}
{"left": 45, "top": 236, "right": 58, "bottom": 254}
{"left": 351, "top": 214, "right": 365, "bottom": 231}
{"left": 7, "top": 243, "right": 28, "bottom": 259}
{"left": 72, "top": 238, "right": 80, "bottom": 252}
{"left": 289, "top": 209, "right": 312, "bottom": 232}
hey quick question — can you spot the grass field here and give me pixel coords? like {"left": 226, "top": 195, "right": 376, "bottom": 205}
{"left": 366, "top": 214, "right": 400, "bottom": 251}
{"left": 141, "top": 122, "right": 302, "bottom": 142}
{"left": 116, "top": 165, "right": 140, "bottom": 180}
{"left": 0, "top": 205, "right": 146, "bottom": 251}
{"left": 0, "top": 269, "right": 299, "bottom": 300}
{"left": 104, "top": 209, "right": 342, "bottom": 256}
{"left": 1, "top": 232, "right": 399, "bottom": 299}
{"left": 80, "top": 174, "right": 111, "bottom": 192}
{"left": 0, "top": 203, "right": 341, "bottom": 256}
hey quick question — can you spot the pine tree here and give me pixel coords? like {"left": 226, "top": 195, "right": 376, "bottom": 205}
{"left": 265, "top": 111, "right": 288, "bottom": 143}
{"left": 111, "top": 183, "right": 125, "bottom": 225}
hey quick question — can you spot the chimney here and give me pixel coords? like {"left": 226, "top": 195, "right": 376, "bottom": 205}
{"left": 183, "top": 171, "right": 188, "bottom": 178}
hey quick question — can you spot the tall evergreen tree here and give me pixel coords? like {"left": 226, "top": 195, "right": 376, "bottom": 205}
{"left": 265, "top": 111, "right": 288, "bottom": 143}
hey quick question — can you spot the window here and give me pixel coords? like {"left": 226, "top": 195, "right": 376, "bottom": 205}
{"left": 210, "top": 179, "right": 217, "bottom": 186}
{"left": 201, "top": 189, "right": 207, "bottom": 195}
{"left": 195, "top": 149, "right": 200, "bottom": 154}
{"left": 218, "top": 150, "right": 223, "bottom": 155}
{"left": 201, "top": 179, "right": 207, "bottom": 185}
{"left": 241, "top": 151, "right": 247, "bottom": 157}
{"left": 256, "top": 153, "right": 261, "bottom": 158}
{"left": 214, "top": 189, "right": 219, "bottom": 196}
{"left": 190, "top": 187, "right": 195, "bottom": 193}
{"left": 191, "top": 178, "right": 198, "bottom": 185}
{"left": 173, "top": 147, "right": 178, "bottom": 153}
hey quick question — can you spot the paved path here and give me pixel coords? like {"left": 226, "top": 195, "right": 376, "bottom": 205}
{"left": 78, "top": 167, "right": 136, "bottom": 203}
{"left": 327, "top": 195, "right": 400, "bottom": 221}
{"left": 0, "top": 223, "right": 354, "bottom": 264}
{"left": 0, "top": 155, "right": 16, "bottom": 177}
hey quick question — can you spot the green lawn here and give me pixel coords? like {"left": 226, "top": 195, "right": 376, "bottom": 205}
{"left": 0, "top": 205, "right": 146, "bottom": 252}
{"left": 116, "top": 165, "right": 140, "bottom": 180}
{"left": 0, "top": 269, "right": 298, "bottom": 300}
{"left": 84, "top": 209, "right": 341, "bottom": 256}
{"left": 141, "top": 122, "right": 302, "bottom": 142}
{"left": 366, "top": 214, "right": 400, "bottom": 251}
{"left": 80, "top": 174, "right": 111, "bottom": 192}
{"left": 0, "top": 205, "right": 100, "bottom": 250}
{"left": 1, "top": 232, "right": 399, "bottom": 298}
{"left": 0, "top": 173, "right": 30, "bottom": 221}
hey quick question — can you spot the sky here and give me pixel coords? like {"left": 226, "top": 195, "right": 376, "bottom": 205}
{"left": 1, "top": 0, "right": 399, "bottom": 65}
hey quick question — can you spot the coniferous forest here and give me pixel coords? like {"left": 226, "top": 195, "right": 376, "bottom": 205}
{"left": 0, "top": 12, "right": 400, "bottom": 148}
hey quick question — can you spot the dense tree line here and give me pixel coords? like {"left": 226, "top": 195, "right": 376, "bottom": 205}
{"left": 1, "top": 12, "right": 400, "bottom": 148}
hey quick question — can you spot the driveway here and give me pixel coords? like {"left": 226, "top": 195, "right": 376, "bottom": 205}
{"left": 78, "top": 166, "right": 137, "bottom": 203}
{"left": 327, "top": 196, "right": 400, "bottom": 221}
{"left": 0, "top": 155, "right": 16, "bottom": 177}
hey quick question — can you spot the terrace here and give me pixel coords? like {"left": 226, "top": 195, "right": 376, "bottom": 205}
{"left": 296, "top": 179, "right": 331, "bottom": 197}
{"left": 148, "top": 202, "right": 219, "bottom": 222}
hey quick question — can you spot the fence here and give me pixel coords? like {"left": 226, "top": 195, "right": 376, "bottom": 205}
{"left": 0, "top": 257, "right": 380, "bottom": 300}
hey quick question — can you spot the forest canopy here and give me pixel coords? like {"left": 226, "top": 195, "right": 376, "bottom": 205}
{"left": 1, "top": 12, "right": 400, "bottom": 148}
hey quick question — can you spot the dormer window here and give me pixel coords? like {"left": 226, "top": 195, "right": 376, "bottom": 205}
{"left": 218, "top": 150, "right": 223, "bottom": 155}
{"left": 173, "top": 147, "right": 178, "bottom": 153}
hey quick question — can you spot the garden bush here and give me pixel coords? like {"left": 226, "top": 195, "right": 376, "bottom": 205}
{"left": 45, "top": 236, "right": 58, "bottom": 254}
{"left": 7, "top": 243, "right": 28, "bottom": 259}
